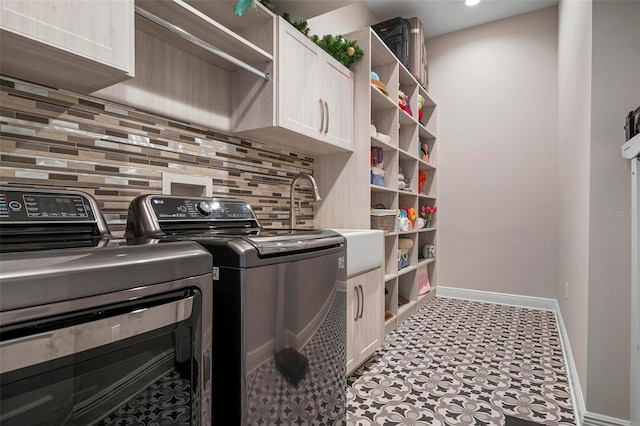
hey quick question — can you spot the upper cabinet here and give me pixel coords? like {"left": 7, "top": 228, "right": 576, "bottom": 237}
{"left": 232, "top": 17, "right": 354, "bottom": 155}
{"left": 0, "top": 0, "right": 135, "bottom": 93}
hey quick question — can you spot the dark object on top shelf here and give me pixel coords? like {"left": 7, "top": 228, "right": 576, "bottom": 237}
{"left": 372, "top": 17, "right": 411, "bottom": 70}
{"left": 625, "top": 106, "right": 640, "bottom": 141}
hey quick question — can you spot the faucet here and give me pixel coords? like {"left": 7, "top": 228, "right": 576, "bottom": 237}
{"left": 289, "top": 173, "right": 321, "bottom": 229}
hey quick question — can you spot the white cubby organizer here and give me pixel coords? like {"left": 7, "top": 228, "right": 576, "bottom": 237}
{"left": 348, "top": 27, "right": 439, "bottom": 335}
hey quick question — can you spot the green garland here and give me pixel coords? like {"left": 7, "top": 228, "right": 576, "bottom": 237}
{"left": 262, "top": 2, "right": 364, "bottom": 69}
{"left": 309, "top": 34, "right": 364, "bottom": 69}
{"left": 281, "top": 12, "right": 311, "bottom": 37}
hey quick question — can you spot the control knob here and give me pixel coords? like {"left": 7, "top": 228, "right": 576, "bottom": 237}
{"left": 196, "top": 201, "right": 213, "bottom": 216}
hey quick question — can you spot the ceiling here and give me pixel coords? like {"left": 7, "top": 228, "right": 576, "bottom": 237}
{"left": 269, "top": 0, "right": 558, "bottom": 38}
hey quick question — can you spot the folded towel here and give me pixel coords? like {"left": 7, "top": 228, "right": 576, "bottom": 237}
{"left": 371, "top": 167, "right": 385, "bottom": 176}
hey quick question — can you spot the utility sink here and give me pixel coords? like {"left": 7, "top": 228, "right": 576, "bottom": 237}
{"left": 330, "top": 229, "right": 384, "bottom": 278}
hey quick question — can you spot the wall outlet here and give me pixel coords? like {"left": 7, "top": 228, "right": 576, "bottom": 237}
{"left": 565, "top": 282, "right": 569, "bottom": 300}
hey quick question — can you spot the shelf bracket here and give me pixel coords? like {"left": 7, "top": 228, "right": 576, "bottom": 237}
{"left": 135, "top": 6, "right": 271, "bottom": 81}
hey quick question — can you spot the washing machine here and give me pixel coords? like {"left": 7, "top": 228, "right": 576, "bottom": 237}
{"left": 0, "top": 187, "right": 213, "bottom": 425}
{"left": 125, "top": 194, "right": 347, "bottom": 425}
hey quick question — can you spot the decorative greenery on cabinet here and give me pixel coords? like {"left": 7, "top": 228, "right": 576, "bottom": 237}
{"left": 258, "top": 0, "right": 364, "bottom": 68}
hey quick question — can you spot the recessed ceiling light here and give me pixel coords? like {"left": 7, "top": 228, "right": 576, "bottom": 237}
{"left": 465, "top": 0, "right": 481, "bottom": 6}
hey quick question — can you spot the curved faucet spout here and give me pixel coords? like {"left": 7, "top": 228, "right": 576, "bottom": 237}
{"left": 289, "top": 173, "right": 321, "bottom": 229}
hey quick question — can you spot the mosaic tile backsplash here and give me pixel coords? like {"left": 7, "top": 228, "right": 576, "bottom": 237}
{"left": 0, "top": 77, "right": 316, "bottom": 235}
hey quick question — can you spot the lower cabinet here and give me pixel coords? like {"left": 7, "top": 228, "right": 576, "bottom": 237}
{"left": 346, "top": 267, "right": 384, "bottom": 375}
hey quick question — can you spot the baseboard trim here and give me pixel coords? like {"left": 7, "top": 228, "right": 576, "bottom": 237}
{"left": 435, "top": 286, "right": 557, "bottom": 311}
{"left": 435, "top": 286, "right": 630, "bottom": 426}
{"left": 554, "top": 301, "right": 586, "bottom": 426}
{"left": 583, "top": 412, "right": 631, "bottom": 426}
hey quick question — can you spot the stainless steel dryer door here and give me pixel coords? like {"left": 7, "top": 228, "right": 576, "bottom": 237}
{"left": 0, "top": 289, "right": 203, "bottom": 426}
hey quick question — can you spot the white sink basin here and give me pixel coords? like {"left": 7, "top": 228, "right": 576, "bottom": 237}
{"left": 331, "top": 229, "right": 384, "bottom": 277}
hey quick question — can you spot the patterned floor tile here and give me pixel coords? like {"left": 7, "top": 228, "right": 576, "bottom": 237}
{"left": 347, "top": 297, "right": 575, "bottom": 426}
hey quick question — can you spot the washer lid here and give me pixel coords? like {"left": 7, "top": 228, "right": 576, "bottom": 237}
{"left": 0, "top": 241, "right": 212, "bottom": 312}
{"left": 241, "top": 229, "right": 345, "bottom": 256}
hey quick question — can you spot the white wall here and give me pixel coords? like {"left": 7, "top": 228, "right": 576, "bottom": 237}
{"left": 557, "top": 0, "right": 592, "bottom": 406}
{"left": 557, "top": 0, "right": 639, "bottom": 419}
{"left": 586, "top": 0, "right": 639, "bottom": 419}
{"left": 426, "top": 7, "right": 559, "bottom": 298}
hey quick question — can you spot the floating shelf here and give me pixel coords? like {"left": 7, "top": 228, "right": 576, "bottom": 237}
{"left": 371, "top": 135, "right": 396, "bottom": 150}
{"left": 418, "top": 159, "right": 436, "bottom": 170}
{"left": 399, "top": 148, "right": 417, "bottom": 161}
{"left": 371, "top": 184, "right": 397, "bottom": 193}
{"left": 136, "top": 0, "right": 273, "bottom": 72}
{"left": 397, "top": 265, "right": 417, "bottom": 276}
{"left": 419, "top": 122, "right": 436, "bottom": 139}
{"left": 418, "top": 227, "right": 437, "bottom": 233}
{"left": 399, "top": 108, "right": 417, "bottom": 126}
{"left": 371, "top": 84, "right": 397, "bottom": 110}
{"left": 417, "top": 258, "right": 436, "bottom": 267}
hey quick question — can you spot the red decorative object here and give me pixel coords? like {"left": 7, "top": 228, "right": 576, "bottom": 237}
{"left": 418, "top": 171, "right": 427, "bottom": 193}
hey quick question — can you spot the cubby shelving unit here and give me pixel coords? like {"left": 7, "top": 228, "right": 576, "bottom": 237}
{"left": 346, "top": 27, "right": 439, "bottom": 335}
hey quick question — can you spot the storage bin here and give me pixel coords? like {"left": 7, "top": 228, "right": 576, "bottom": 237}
{"left": 371, "top": 209, "right": 396, "bottom": 233}
{"left": 371, "top": 17, "right": 411, "bottom": 70}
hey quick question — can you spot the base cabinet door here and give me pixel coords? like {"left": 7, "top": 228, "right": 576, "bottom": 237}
{"left": 347, "top": 267, "right": 384, "bottom": 375}
{"left": 346, "top": 281, "right": 359, "bottom": 374}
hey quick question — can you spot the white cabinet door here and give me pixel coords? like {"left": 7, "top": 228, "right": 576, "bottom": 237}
{"left": 277, "top": 22, "right": 323, "bottom": 139}
{"left": 0, "top": 0, "right": 134, "bottom": 92}
{"left": 346, "top": 279, "right": 359, "bottom": 374}
{"left": 321, "top": 57, "right": 354, "bottom": 150}
{"left": 347, "top": 267, "right": 384, "bottom": 374}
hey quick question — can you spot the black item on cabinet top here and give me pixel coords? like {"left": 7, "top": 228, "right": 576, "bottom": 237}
{"left": 625, "top": 106, "right": 640, "bottom": 141}
{"left": 372, "top": 17, "right": 411, "bottom": 70}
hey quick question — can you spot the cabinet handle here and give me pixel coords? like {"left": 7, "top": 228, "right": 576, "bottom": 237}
{"left": 358, "top": 285, "right": 364, "bottom": 319}
{"left": 354, "top": 285, "right": 360, "bottom": 321}
{"left": 323, "top": 100, "right": 329, "bottom": 133}
{"left": 319, "top": 98, "right": 325, "bottom": 132}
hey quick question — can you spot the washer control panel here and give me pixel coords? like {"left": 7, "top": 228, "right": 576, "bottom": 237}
{"left": 149, "top": 196, "right": 256, "bottom": 221}
{"left": 0, "top": 189, "right": 96, "bottom": 222}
